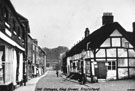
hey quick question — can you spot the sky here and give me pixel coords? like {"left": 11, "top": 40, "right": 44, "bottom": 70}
{"left": 10, "top": 0, "right": 135, "bottom": 49}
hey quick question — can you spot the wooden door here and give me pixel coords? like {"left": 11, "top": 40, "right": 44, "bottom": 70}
{"left": 95, "top": 62, "right": 107, "bottom": 79}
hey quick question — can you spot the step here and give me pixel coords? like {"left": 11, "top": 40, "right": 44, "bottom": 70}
{"left": 98, "top": 79, "right": 106, "bottom": 82}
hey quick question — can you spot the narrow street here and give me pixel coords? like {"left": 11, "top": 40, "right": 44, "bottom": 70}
{"left": 35, "top": 71, "right": 89, "bottom": 91}
{"left": 35, "top": 71, "right": 135, "bottom": 91}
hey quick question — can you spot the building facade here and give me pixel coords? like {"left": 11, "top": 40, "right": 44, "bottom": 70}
{"left": 27, "top": 34, "right": 34, "bottom": 79}
{"left": 38, "top": 47, "right": 46, "bottom": 75}
{"left": 64, "top": 13, "right": 135, "bottom": 82}
{"left": 27, "top": 36, "right": 47, "bottom": 79}
{"left": 0, "top": 0, "right": 28, "bottom": 90}
{"left": 0, "top": 0, "right": 46, "bottom": 90}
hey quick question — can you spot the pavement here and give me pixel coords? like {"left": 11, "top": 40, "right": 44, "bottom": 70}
{"left": 14, "top": 71, "right": 48, "bottom": 91}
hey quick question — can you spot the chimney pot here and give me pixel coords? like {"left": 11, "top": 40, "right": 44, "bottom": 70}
{"left": 85, "top": 28, "right": 90, "bottom": 38}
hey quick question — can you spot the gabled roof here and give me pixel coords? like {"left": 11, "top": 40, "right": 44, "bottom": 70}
{"left": 67, "top": 22, "right": 134, "bottom": 57}
{"left": 17, "top": 13, "right": 30, "bottom": 33}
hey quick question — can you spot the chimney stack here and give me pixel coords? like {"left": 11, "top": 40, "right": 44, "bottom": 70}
{"left": 85, "top": 28, "right": 90, "bottom": 38}
{"left": 132, "top": 22, "right": 135, "bottom": 45}
{"left": 133, "top": 22, "right": 135, "bottom": 33}
{"left": 102, "top": 12, "right": 113, "bottom": 25}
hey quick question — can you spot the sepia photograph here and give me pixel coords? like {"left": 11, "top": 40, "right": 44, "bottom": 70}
{"left": 0, "top": 0, "right": 135, "bottom": 91}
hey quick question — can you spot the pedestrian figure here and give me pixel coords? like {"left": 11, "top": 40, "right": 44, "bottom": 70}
{"left": 56, "top": 70, "right": 59, "bottom": 77}
{"left": 23, "top": 74, "right": 27, "bottom": 86}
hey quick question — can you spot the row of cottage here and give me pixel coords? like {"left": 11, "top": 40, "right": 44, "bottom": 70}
{"left": 0, "top": 0, "right": 46, "bottom": 90}
{"left": 61, "top": 13, "right": 135, "bottom": 82}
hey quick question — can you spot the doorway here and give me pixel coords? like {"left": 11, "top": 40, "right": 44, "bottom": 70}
{"left": 95, "top": 61, "right": 107, "bottom": 79}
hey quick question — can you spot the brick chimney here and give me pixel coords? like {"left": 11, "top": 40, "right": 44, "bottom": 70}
{"left": 133, "top": 22, "right": 135, "bottom": 32}
{"left": 133, "top": 22, "right": 135, "bottom": 44}
{"left": 85, "top": 28, "right": 90, "bottom": 38}
{"left": 102, "top": 12, "right": 113, "bottom": 25}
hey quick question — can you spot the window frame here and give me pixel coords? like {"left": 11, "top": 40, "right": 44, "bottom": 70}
{"left": 108, "top": 61, "right": 116, "bottom": 70}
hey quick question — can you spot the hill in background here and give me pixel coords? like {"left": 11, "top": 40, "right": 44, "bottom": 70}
{"left": 43, "top": 46, "right": 68, "bottom": 68}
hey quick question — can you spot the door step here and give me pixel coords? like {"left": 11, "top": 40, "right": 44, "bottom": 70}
{"left": 98, "top": 79, "right": 106, "bottom": 82}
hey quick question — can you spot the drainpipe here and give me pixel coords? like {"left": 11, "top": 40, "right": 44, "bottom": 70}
{"left": 87, "top": 42, "right": 93, "bottom": 83}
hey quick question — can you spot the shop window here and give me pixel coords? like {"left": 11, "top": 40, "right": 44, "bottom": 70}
{"left": 108, "top": 61, "right": 116, "bottom": 70}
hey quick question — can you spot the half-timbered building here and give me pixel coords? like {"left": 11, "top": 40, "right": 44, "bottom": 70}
{"left": 65, "top": 13, "right": 135, "bottom": 81}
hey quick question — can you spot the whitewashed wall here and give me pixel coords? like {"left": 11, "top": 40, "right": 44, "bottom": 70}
{"left": 97, "top": 30, "right": 135, "bottom": 79}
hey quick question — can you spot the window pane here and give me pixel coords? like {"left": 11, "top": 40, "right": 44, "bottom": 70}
{"left": 108, "top": 62, "right": 111, "bottom": 66}
{"left": 112, "top": 61, "right": 115, "bottom": 65}
{"left": 112, "top": 66, "right": 116, "bottom": 70}
{"left": 108, "top": 66, "right": 111, "bottom": 70}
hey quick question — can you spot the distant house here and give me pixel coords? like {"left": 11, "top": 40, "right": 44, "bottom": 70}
{"left": 27, "top": 34, "right": 34, "bottom": 79}
{"left": 27, "top": 36, "right": 47, "bottom": 78}
{"left": 65, "top": 13, "right": 135, "bottom": 81}
{"left": 38, "top": 47, "right": 46, "bottom": 75}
